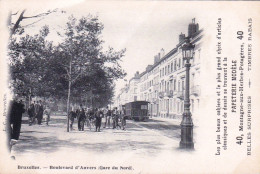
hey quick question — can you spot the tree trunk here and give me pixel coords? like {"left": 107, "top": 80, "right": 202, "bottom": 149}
{"left": 66, "top": 60, "right": 72, "bottom": 132}
{"left": 11, "top": 10, "right": 26, "bottom": 36}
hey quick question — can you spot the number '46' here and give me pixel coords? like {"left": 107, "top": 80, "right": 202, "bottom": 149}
{"left": 237, "top": 31, "right": 244, "bottom": 40}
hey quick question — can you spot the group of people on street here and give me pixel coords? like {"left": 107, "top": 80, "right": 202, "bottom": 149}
{"left": 69, "top": 105, "right": 127, "bottom": 132}
{"left": 6, "top": 95, "right": 127, "bottom": 159}
{"left": 27, "top": 100, "right": 51, "bottom": 126}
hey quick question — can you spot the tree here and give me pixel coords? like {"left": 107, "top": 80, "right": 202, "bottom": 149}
{"left": 8, "top": 9, "right": 62, "bottom": 105}
{"left": 49, "top": 15, "right": 126, "bottom": 132}
{"left": 9, "top": 25, "right": 55, "bottom": 104}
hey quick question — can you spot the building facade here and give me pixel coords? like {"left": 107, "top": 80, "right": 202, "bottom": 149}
{"left": 116, "top": 19, "right": 203, "bottom": 119}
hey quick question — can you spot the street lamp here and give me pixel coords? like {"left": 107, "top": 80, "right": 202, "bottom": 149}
{"left": 180, "top": 38, "right": 195, "bottom": 149}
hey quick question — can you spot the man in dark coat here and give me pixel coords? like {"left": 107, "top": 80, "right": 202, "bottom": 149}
{"left": 27, "top": 103, "right": 35, "bottom": 126}
{"left": 7, "top": 96, "right": 25, "bottom": 152}
{"left": 69, "top": 109, "right": 77, "bottom": 131}
{"left": 37, "top": 100, "right": 44, "bottom": 125}
{"left": 34, "top": 101, "right": 39, "bottom": 124}
{"left": 95, "top": 108, "right": 103, "bottom": 132}
{"left": 87, "top": 108, "right": 95, "bottom": 130}
{"left": 78, "top": 105, "right": 86, "bottom": 131}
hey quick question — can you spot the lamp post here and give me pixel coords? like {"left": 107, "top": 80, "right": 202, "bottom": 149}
{"left": 180, "top": 38, "right": 195, "bottom": 149}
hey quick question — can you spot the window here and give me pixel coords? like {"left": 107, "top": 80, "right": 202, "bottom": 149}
{"left": 169, "top": 99, "right": 172, "bottom": 112}
{"left": 170, "top": 80, "right": 173, "bottom": 91}
{"left": 162, "top": 68, "right": 164, "bottom": 76}
{"left": 171, "top": 62, "right": 173, "bottom": 72}
{"left": 141, "top": 105, "right": 147, "bottom": 110}
{"left": 173, "top": 98, "right": 176, "bottom": 112}
{"left": 191, "top": 73, "right": 195, "bottom": 88}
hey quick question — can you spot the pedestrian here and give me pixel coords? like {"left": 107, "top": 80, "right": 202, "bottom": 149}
{"left": 89, "top": 108, "right": 95, "bottom": 130}
{"left": 94, "top": 108, "right": 103, "bottom": 132}
{"left": 37, "top": 100, "right": 44, "bottom": 125}
{"left": 112, "top": 108, "right": 116, "bottom": 129}
{"left": 43, "top": 105, "right": 51, "bottom": 125}
{"left": 32, "top": 101, "right": 36, "bottom": 124}
{"left": 34, "top": 101, "right": 40, "bottom": 124}
{"left": 27, "top": 103, "right": 35, "bottom": 126}
{"left": 103, "top": 106, "right": 109, "bottom": 128}
{"left": 106, "top": 108, "right": 112, "bottom": 128}
{"left": 112, "top": 107, "right": 121, "bottom": 129}
{"left": 7, "top": 95, "right": 25, "bottom": 153}
{"left": 115, "top": 110, "right": 121, "bottom": 129}
{"left": 69, "top": 108, "right": 77, "bottom": 131}
{"left": 76, "top": 108, "right": 80, "bottom": 121}
{"left": 121, "top": 108, "right": 127, "bottom": 130}
{"left": 78, "top": 104, "right": 86, "bottom": 131}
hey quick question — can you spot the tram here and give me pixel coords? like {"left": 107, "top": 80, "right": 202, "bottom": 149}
{"left": 124, "top": 101, "right": 149, "bottom": 121}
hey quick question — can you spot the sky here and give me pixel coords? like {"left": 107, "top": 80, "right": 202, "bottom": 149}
{"left": 7, "top": 0, "right": 201, "bottom": 99}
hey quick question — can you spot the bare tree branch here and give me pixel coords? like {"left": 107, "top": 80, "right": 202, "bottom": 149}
{"left": 11, "top": 9, "right": 58, "bottom": 36}
{"left": 23, "top": 9, "right": 58, "bottom": 19}
{"left": 23, "top": 18, "right": 44, "bottom": 28}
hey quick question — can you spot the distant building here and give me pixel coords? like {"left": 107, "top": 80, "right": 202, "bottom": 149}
{"left": 115, "top": 19, "right": 203, "bottom": 120}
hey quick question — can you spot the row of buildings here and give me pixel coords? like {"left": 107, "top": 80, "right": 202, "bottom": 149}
{"left": 115, "top": 19, "right": 203, "bottom": 119}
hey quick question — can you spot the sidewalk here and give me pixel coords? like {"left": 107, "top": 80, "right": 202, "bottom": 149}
{"left": 149, "top": 116, "right": 181, "bottom": 125}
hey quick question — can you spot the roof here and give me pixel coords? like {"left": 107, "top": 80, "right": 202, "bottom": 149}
{"left": 138, "top": 29, "right": 204, "bottom": 78}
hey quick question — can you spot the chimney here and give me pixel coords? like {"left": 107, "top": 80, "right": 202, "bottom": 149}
{"left": 188, "top": 18, "right": 199, "bottom": 37}
{"left": 146, "top": 65, "right": 152, "bottom": 72}
{"left": 160, "top": 48, "right": 165, "bottom": 58}
{"left": 135, "top": 71, "right": 140, "bottom": 78}
{"left": 179, "top": 32, "right": 186, "bottom": 43}
{"left": 154, "top": 55, "right": 159, "bottom": 64}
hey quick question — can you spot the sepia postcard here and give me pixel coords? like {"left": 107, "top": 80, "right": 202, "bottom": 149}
{"left": 0, "top": 0, "right": 260, "bottom": 173}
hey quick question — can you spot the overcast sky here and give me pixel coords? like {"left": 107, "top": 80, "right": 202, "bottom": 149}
{"left": 8, "top": 1, "right": 201, "bottom": 98}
